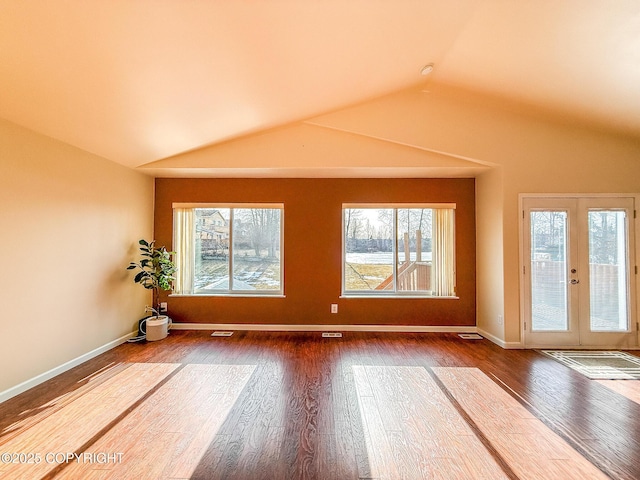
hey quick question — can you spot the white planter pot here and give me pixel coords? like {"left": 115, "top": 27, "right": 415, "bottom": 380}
{"left": 146, "top": 315, "right": 170, "bottom": 341}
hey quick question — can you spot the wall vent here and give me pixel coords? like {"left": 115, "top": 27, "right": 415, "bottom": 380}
{"left": 211, "top": 331, "right": 234, "bottom": 337}
{"left": 322, "top": 332, "right": 343, "bottom": 338}
{"left": 458, "top": 333, "right": 483, "bottom": 340}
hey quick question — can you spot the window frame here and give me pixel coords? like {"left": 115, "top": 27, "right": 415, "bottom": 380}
{"left": 341, "top": 203, "right": 457, "bottom": 298}
{"left": 172, "top": 202, "right": 284, "bottom": 297}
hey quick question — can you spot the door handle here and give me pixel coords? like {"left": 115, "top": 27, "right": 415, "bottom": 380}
{"left": 570, "top": 279, "right": 580, "bottom": 284}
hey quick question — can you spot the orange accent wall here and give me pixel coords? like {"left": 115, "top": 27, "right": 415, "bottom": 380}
{"left": 155, "top": 178, "right": 475, "bottom": 326}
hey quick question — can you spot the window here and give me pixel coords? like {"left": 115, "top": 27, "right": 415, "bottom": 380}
{"left": 173, "top": 203, "right": 283, "bottom": 295}
{"left": 343, "top": 204, "right": 456, "bottom": 297}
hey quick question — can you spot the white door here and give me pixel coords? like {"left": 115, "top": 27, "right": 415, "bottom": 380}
{"left": 523, "top": 197, "right": 637, "bottom": 348}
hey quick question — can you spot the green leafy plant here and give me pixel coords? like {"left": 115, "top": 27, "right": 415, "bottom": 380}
{"left": 127, "top": 239, "right": 176, "bottom": 316}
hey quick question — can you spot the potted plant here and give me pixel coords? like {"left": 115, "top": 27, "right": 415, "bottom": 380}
{"left": 127, "top": 239, "right": 177, "bottom": 341}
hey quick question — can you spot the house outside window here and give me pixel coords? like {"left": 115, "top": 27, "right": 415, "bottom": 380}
{"left": 343, "top": 204, "right": 456, "bottom": 297}
{"left": 173, "top": 203, "right": 283, "bottom": 295}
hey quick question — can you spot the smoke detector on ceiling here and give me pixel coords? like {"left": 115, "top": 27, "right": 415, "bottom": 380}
{"left": 421, "top": 63, "right": 434, "bottom": 76}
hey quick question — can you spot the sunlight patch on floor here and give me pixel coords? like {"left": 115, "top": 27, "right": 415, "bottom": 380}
{"left": 0, "top": 363, "right": 180, "bottom": 479}
{"left": 352, "top": 365, "right": 509, "bottom": 479}
{"left": 57, "top": 363, "right": 256, "bottom": 479}
{"left": 1, "top": 361, "right": 127, "bottom": 439}
{"left": 432, "top": 367, "right": 609, "bottom": 480}
{"left": 0, "top": 363, "right": 256, "bottom": 480}
{"left": 596, "top": 379, "right": 640, "bottom": 405}
{"left": 349, "top": 365, "right": 610, "bottom": 480}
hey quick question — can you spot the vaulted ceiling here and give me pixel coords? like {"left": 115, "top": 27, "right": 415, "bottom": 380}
{"left": 1, "top": 1, "right": 639, "bottom": 177}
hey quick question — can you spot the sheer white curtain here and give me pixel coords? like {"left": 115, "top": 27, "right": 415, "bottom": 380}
{"left": 173, "top": 208, "right": 194, "bottom": 295}
{"left": 432, "top": 208, "right": 455, "bottom": 296}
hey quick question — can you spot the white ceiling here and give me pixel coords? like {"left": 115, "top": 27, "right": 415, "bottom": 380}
{"left": 1, "top": 1, "right": 639, "bottom": 174}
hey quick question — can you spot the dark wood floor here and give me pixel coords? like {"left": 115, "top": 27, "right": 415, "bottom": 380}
{"left": 1, "top": 331, "right": 640, "bottom": 479}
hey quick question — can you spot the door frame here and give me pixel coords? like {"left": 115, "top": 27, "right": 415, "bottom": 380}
{"left": 519, "top": 193, "right": 640, "bottom": 349}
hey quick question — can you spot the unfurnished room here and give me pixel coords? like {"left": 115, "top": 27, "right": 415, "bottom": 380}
{"left": 2, "top": 1, "right": 640, "bottom": 479}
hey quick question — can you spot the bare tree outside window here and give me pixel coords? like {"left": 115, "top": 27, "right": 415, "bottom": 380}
{"left": 188, "top": 206, "right": 282, "bottom": 293}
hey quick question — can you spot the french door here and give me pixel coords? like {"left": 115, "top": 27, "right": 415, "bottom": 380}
{"left": 522, "top": 196, "right": 637, "bottom": 348}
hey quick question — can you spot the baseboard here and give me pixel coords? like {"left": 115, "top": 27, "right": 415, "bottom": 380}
{"left": 526, "top": 344, "right": 640, "bottom": 350}
{"left": 477, "top": 328, "right": 523, "bottom": 349}
{"left": 0, "top": 331, "right": 135, "bottom": 404}
{"left": 171, "top": 323, "right": 478, "bottom": 333}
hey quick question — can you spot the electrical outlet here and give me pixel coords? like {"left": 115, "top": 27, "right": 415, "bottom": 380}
{"left": 497, "top": 314, "right": 503, "bottom": 325}
{"left": 331, "top": 304, "right": 338, "bottom": 314}
{"left": 160, "top": 302, "right": 168, "bottom": 313}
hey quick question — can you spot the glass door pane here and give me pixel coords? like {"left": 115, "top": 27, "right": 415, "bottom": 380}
{"left": 523, "top": 198, "right": 580, "bottom": 347}
{"left": 530, "top": 210, "right": 569, "bottom": 331}
{"left": 588, "top": 210, "right": 629, "bottom": 332}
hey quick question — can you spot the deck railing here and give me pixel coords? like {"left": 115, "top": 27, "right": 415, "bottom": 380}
{"left": 375, "top": 261, "right": 431, "bottom": 291}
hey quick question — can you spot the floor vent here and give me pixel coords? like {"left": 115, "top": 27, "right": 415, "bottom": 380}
{"left": 322, "top": 332, "right": 343, "bottom": 338}
{"left": 211, "top": 331, "right": 234, "bottom": 337}
{"left": 458, "top": 333, "right": 483, "bottom": 340}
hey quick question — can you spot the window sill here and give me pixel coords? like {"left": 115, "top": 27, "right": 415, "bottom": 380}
{"left": 340, "top": 295, "right": 459, "bottom": 300}
{"left": 170, "top": 294, "right": 285, "bottom": 298}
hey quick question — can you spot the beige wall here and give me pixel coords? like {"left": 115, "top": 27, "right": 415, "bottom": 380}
{"left": 427, "top": 89, "right": 640, "bottom": 344}
{"left": 0, "top": 119, "right": 154, "bottom": 396}
{"left": 475, "top": 166, "right": 505, "bottom": 341}
{"left": 499, "top": 132, "right": 640, "bottom": 343}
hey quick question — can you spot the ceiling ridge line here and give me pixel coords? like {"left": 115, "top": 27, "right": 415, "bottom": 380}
{"left": 303, "top": 120, "right": 496, "bottom": 168}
